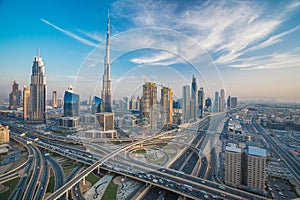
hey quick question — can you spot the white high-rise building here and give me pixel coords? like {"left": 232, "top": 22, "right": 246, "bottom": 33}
{"left": 214, "top": 91, "right": 219, "bottom": 112}
{"left": 29, "top": 52, "right": 47, "bottom": 122}
{"left": 182, "top": 85, "right": 191, "bottom": 123}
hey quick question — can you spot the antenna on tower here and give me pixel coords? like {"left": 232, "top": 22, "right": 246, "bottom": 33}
{"left": 37, "top": 47, "right": 40, "bottom": 57}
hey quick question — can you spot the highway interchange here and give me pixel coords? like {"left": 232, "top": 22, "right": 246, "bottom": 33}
{"left": 0, "top": 113, "right": 271, "bottom": 200}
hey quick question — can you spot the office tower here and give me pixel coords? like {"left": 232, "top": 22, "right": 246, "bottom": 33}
{"left": 9, "top": 80, "right": 22, "bottom": 110}
{"left": 205, "top": 97, "right": 212, "bottom": 110}
{"left": 63, "top": 85, "right": 80, "bottom": 117}
{"left": 161, "top": 86, "right": 173, "bottom": 126}
{"left": 0, "top": 124, "right": 9, "bottom": 144}
{"left": 52, "top": 91, "right": 57, "bottom": 108}
{"left": 231, "top": 97, "right": 238, "bottom": 108}
{"left": 245, "top": 146, "right": 266, "bottom": 191}
{"left": 57, "top": 98, "right": 63, "bottom": 108}
{"left": 101, "top": 13, "right": 112, "bottom": 113}
{"left": 198, "top": 87, "right": 204, "bottom": 118}
{"left": 182, "top": 85, "right": 191, "bottom": 123}
{"left": 225, "top": 143, "right": 242, "bottom": 186}
{"left": 96, "top": 112, "right": 114, "bottom": 131}
{"left": 136, "top": 96, "right": 140, "bottom": 110}
{"left": 140, "top": 82, "right": 157, "bottom": 129}
{"left": 23, "top": 86, "right": 30, "bottom": 120}
{"left": 191, "top": 76, "right": 198, "bottom": 121}
{"left": 219, "top": 89, "right": 225, "bottom": 112}
{"left": 29, "top": 52, "right": 47, "bottom": 122}
{"left": 214, "top": 91, "right": 219, "bottom": 112}
{"left": 92, "top": 96, "right": 102, "bottom": 114}
{"left": 123, "top": 96, "right": 129, "bottom": 110}
{"left": 129, "top": 96, "right": 136, "bottom": 110}
{"left": 227, "top": 96, "right": 231, "bottom": 109}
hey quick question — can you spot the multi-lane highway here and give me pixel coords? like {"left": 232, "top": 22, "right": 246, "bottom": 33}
{"left": 254, "top": 121, "right": 300, "bottom": 185}
{"left": 2, "top": 116, "right": 268, "bottom": 200}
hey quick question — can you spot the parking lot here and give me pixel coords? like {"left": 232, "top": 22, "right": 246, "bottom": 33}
{"left": 267, "top": 177, "right": 298, "bottom": 199}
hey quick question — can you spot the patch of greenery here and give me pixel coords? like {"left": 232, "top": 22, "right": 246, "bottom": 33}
{"left": 133, "top": 149, "right": 146, "bottom": 154}
{"left": 101, "top": 180, "right": 118, "bottom": 200}
{"left": 62, "top": 161, "right": 78, "bottom": 177}
{"left": 152, "top": 156, "right": 166, "bottom": 165}
{"left": 86, "top": 173, "right": 100, "bottom": 186}
{"left": 0, "top": 177, "right": 19, "bottom": 200}
{"left": 46, "top": 169, "right": 55, "bottom": 193}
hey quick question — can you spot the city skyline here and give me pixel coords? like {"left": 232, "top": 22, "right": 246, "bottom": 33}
{"left": 1, "top": 0, "right": 300, "bottom": 103}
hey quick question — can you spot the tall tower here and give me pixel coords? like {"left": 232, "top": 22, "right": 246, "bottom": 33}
{"left": 198, "top": 87, "right": 204, "bottom": 118}
{"left": 140, "top": 82, "right": 157, "bottom": 129}
{"left": 30, "top": 51, "right": 47, "bottom": 122}
{"left": 52, "top": 91, "right": 57, "bottom": 108}
{"left": 191, "top": 76, "right": 198, "bottom": 121}
{"left": 101, "top": 11, "right": 112, "bottom": 112}
{"left": 219, "top": 89, "right": 225, "bottom": 112}
{"left": 23, "top": 86, "right": 30, "bottom": 121}
{"left": 214, "top": 91, "right": 219, "bottom": 112}
{"left": 9, "top": 80, "right": 22, "bottom": 110}
{"left": 182, "top": 85, "right": 191, "bottom": 123}
{"left": 63, "top": 85, "right": 80, "bottom": 117}
{"left": 161, "top": 86, "right": 173, "bottom": 126}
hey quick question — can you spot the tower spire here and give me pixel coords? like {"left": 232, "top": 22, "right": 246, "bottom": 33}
{"left": 101, "top": 9, "right": 112, "bottom": 112}
{"left": 37, "top": 47, "right": 40, "bottom": 57}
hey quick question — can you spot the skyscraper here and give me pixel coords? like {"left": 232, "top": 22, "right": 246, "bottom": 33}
{"left": 9, "top": 81, "right": 22, "bottom": 110}
{"left": 191, "top": 76, "right": 198, "bottom": 121}
{"left": 52, "top": 91, "right": 57, "bottom": 108}
{"left": 205, "top": 97, "right": 212, "bottom": 110}
{"left": 129, "top": 96, "right": 137, "bottom": 110}
{"left": 227, "top": 96, "right": 231, "bottom": 109}
{"left": 140, "top": 82, "right": 157, "bottom": 129}
{"left": 214, "top": 91, "right": 219, "bottom": 112}
{"left": 101, "top": 12, "right": 112, "bottom": 113}
{"left": 23, "top": 86, "right": 30, "bottom": 121}
{"left": 63, "top": 85, "right": 80, "bottom": 117}
{"left": 92, "top": 96, "right": 102, "bottom": 114}
{"left": 29, "top": 52, "right": 47, "bottom": 122}
{"left": 161, "top": 86, "right": 173, "bottom": 126}
{"left": 198, "top": 87, "right": 204, "bottom": 118}
{"left": 219, "top": 89, "right": 225, "bottom": 112}
{"left": 245, "top": 146, "right": 266, "bottom": 191}
{"left": 225, "top": 143, "right": 242, "bottom": 186}
{"left": 231, "top": 97, "right": 238, "bottom": 108}
{"left": 182, "top": 85, "right": 191, "bottom": 123}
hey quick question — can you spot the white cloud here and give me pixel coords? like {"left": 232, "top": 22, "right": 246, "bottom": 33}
{"left": 41, "top": 18, "right": 98, "bottom": 47}
{"left": 230, "top": 47, "right": 300, "bottom": 70}
{"left": 130, "top": 51, "right": 180, "bottom": 65}
{"left": 112, "top": 1, "right": 300, "bottom": 70}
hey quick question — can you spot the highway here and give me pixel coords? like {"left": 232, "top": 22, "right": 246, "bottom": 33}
{"left": 47, "top": 154, "right": 66, "bottom": 200}
{"left": 144, "top": 118, "right": 209, "bottom": 199}
{"left": 253, "top": 121, "right": 300, "bottom": 185}
{"left": 3, "top": 117, "right": 268, "bottom": 200}
{"left": 8, "top": 151, "right": 33, "bottom": 200}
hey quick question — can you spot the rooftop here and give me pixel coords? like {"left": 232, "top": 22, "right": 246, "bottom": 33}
{"left": 226, "top": 143, "right": 242, "bottom": 153}
{"left": 247, "top": 146, "right": 267, "bottom": 157}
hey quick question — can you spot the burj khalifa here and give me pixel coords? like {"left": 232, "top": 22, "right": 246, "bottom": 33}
{"left": 101, "top": 12, "right": 112, "bottom": 112}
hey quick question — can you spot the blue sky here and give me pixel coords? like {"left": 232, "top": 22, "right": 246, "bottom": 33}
{"left": 1, "top": 0, "right": 300, "bottom": 103}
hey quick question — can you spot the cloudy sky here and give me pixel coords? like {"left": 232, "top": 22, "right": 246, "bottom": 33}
{"left": 1, "top": 0, "right": 300, "bottom": 102}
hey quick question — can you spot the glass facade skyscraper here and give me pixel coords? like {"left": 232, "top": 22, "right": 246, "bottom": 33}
{"left": 92, "top": 96, "right": 102, "bottom": 114}
{"left": 63, "top": 85, "right": 80, "bottom": 117}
